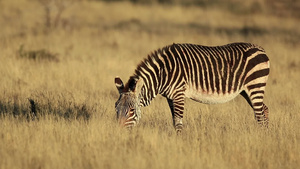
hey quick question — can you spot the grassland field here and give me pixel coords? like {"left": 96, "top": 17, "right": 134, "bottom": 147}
{"left": 0, "top": 0, "right": 300, "bottom": 169}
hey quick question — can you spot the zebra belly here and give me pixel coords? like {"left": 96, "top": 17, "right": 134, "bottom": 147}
{"left": 184, "top": 87, "right": 241, "bottom": 104}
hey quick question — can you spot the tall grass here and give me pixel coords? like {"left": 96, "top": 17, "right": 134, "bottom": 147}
{"left": 0, "top": 0, "right": 299, "bottom": 169}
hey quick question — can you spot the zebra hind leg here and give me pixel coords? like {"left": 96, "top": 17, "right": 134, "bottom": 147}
{"left": 254, "top": 103, "right": 269, "bottom": 127}
{"left": 262, "top": 103, "right": 269, "bottom": 127}
{"left": 240, "top": 91, "right": 269, "bottom": 127}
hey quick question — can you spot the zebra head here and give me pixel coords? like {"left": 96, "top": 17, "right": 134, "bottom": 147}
{"left": 114, "top": 76, "right": 144, "bottom": 128}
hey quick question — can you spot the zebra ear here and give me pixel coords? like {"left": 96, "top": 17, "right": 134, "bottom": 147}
{"left": 115, "top": 76, "right": 124, "bottom": 93}
{"left": 134, "top": 78, "right": 144, "bottom": 94}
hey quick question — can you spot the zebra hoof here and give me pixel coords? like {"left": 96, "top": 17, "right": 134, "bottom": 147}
{"left": 263, "top": 121, "right": 269, "bottom": 128}
{"left": 258, "top": 121, "right": 268, "bottom": 128}
{"left": 175, "top": 124, "right": 183, "bottom": 135}
{"left": 176, "top": 129, "right": 182, "bottom": 135}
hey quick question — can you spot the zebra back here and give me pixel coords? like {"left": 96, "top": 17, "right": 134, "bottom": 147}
{"left": 132, "top": 42, "right": 269, "bottom": 105}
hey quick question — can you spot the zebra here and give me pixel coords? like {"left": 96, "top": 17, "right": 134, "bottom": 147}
{"left": 115, "top": 42, "right": 270, "bottom": 133}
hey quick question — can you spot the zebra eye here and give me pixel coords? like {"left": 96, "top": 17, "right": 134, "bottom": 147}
{"left": 130, "top": 108, "right": 135, "bottom": 112}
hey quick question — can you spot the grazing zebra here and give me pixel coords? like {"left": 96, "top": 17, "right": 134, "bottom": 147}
{"left": 115, "top": 42, "right": 270, "bottom": 133}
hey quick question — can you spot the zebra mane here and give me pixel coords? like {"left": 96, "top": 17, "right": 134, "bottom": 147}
{"left": 133, "top": 44, "right": 172, "bottom": 78}
{"left": 126, "top": 47, "right": 165, "bottom": 92}
{"left": 125, "top": 44, "right": 173, "bottom": 98}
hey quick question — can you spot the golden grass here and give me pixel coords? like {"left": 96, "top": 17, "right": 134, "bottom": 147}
{"left": 0, "top": 0, "right": 300, "bottom": 169}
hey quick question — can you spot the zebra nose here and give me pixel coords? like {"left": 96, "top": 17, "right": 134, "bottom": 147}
{"left": 119, "top": 118, "right": 127, "bottom": 128}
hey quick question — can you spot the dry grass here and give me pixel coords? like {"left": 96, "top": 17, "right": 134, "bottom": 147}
{"left": 0, "top": 0, "right": 300, "bottom": 169}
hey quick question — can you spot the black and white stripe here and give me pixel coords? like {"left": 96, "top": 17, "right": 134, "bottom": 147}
{"left": 116, "top": 42, "right": 270, "bottom": 132}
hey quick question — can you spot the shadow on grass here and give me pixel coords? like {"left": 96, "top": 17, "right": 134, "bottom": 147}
{"left": 17, "top": 45, "right": 59, "bottom": 62}
{"left": 0, "top": 95, "right": 92, "bottom": 122}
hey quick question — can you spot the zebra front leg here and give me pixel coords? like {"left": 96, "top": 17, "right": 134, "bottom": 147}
{"left": 167, "top": 95, "right": 185, "bottom": 134}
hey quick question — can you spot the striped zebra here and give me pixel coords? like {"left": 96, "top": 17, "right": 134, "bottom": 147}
{"left": 115, "top": 42, "right": 270, "bottom": 133}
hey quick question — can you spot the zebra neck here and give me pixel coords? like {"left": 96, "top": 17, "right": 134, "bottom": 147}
{"left": 139, "top": 81, "right": 158, "bottom": 107}
{"left": 134, "top": 50, "right": 166, "bottom": 107}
